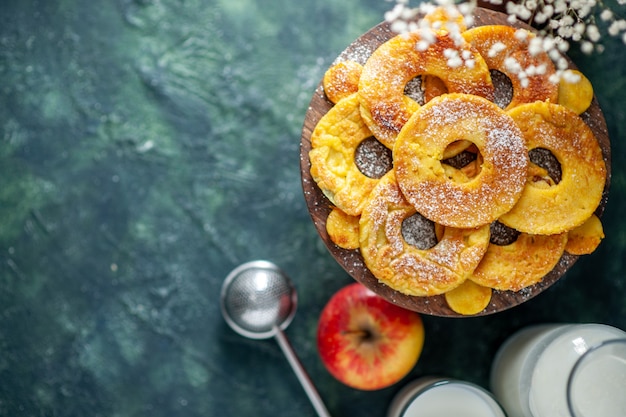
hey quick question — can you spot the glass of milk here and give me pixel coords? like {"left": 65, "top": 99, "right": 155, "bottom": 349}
{"left": 490, "top": 323, "right": 626, "bottom": 417}
{"left": 387, "top": 377, "right": 507, "bottom": 417}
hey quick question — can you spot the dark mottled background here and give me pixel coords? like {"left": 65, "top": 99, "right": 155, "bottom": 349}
{"left": 1, "top": 0, "right": 625, "bottom": 416}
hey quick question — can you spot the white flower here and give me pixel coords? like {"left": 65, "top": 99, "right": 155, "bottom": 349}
{"left": 517, "top": 6, "right": 533, "bottom": 20}
{"left": 384, "top": 4, "right": 404, "bottom": 22}
{"left": 587, "top": 25, "right": 601, "bottom": 42}
{"left": 549, "top": 73, "right": 562, "bottom": 84}
{"left": 506, "top": 1, "right": 517, "bottom": 14}
{"left": 558, "top": 25, "right": 573, "bottom": 39}
{"left": 574, "top": 22, "right": 587, "bottom": 36}
{"left": 401, "top": 6, "right": 419, "bottom": 20}
{"left": 515, "top": 29, "right": 529, "bottom": 41}
{"left": 385, "top": 0, "right": 624, "bottom": 86}
{"left": 529, "top": 37, "right": 545, "bottom": 55}
{"left": 504, "top": 57, "right": 522, "bottom": 74}
{"left": 457, "top": 2, "right": 474, "bottom": 15}
{"left": 542, "top": 4, "right": 555, "bottom": 18}
{"left": 549, "top": 48, "right": 562, "bottom": 61}
{"left": 562, "top": 69, "right": 582, "bottom": 83}
{"left": 444, "top": 48, "right": 463, "bottom": 67}
{"left": 416, "top": 39, "right": 431, "bottom": 51}
{"left": 488, "top": 41, "right": 507, "bottom": 57}
{"left": 444, "top": 48, "right": 458, "bottom": 59}
{"left": 543, "top": 36, "right": 556, "bottom": 51}
{"left": 536, "top": 63, "right": 548, "bottom": 74}
{"left": 390, "top": 20, "right": 409, "bottom": 34}
{"left": 447, "top": 57, "right": 463, "bottom": 68}
{"left": 554, "top": 0, "right": 568, "bottom": 14}
{"left": 601, "top": 10, "right": 613, "bottom": 21}
{"left": 534, "top": 12, "right": 549, "bottom": 25}
{"left": 421, "top": 28, "right": 436, "bottom": 44}
{"left": 550, "top": 19, "right": 561, "bottom": 30}
{"left": 556, "top": 37, "right": 570, "bottom": 52}
{"left": 561, "top": 15, "right": 575, "bottom": 28}
{"left": 581, "top": 40, "right": 594, "bottom": 53}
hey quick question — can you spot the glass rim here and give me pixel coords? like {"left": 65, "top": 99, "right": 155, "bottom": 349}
{"left": 566, "top": 337, "right": 626, "bottom": 417}
{"left": 394, "top": 378, "right": 507, "bottom": 417}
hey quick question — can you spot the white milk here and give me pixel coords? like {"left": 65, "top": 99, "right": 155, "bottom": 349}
{"left": 388, "top": 378, "right": 506, "bottom": 417}
{"left": 402, "top": 383, "right": 506, "bottom": 417}
{"left": 491, "top": 324, "right": 626, "bottom": 417}
{"left": 567, "top": 341, "right": 626, "bottom": 417}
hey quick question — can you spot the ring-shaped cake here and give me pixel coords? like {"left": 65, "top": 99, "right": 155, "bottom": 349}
{"left": 300, "top": 7, "right": 611, "bottom": 316}
{"left": 499, "top": 101, "right": 607, "bottom": 234}
{"left": 394, "top": 93, "right": 528, "bottom": 228}
{"left": 358, "top": 29, "right": 494, "bottom": 148}
{"left": 359, "top": 171, "right": 491, "bottom": 296}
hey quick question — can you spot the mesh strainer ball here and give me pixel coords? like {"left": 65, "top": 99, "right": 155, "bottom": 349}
{"left": 220, "top": 260, "right": 297, "bottom": 339}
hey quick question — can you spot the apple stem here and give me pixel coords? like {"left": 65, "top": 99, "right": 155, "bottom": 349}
{"left": 342, "top": 329, "right": 375, "bottom": 342}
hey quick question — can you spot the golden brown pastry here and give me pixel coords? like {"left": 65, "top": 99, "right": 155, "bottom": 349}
{"left": 309, "top": 93, "right": 380, "bottom": 216}
{"left": 307, "top": 14, "right": 607, "bottom": 303}
{"left": 470, "top": 228, "right": 568, "bottom": 291}
{"left": 444, "top": 280, "right": 493, "bottom": 315}
{"left": 565, "top": 214, "right": 604, "bottom": 255}
{"left": 499, "top": 102, "right": 606, "bottom": 234}
{"left": 394, "top": 93, "right": 528, "bottom": 228}
{"left": 323, "top": 60, "right": 363, "bottom": 104}
{"left": 558, "top": 69, "right": 594, "bottom": 115}
{"left": 359, "top": 171, "right": 490, "bottom": 296}
{"left": 462, "top": 25, "right": 558, "bottom": 109}
{"left": 326, "top": 207, "right": 360, "bottom": 250}
{"left": 358, "top": 30, "right": 494, "bottom": 148}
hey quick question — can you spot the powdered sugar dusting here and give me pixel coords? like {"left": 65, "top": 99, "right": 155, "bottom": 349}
{"left": 395, "top": 94, "right": 528, "bottom": 228}
{"left": 338, "top": 42, "right": 378, "bottom": 66}
{"left": 359, "top": 172, "right": 489, "bottom": 296}
{"left": 303, "top": 10, "right": 609, "bottom": 314}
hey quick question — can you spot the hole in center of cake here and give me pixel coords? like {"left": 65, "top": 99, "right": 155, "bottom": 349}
{"left": 490, "top": 220, "right": 520, "bottom": 246}
{"left": 490, "top": 69, "right": 513, "bottom": 109}
{"left": 402, "top": 212, "right": 438, "bottom": 250}
{"left": 529, "top": 147, "right": 562, "bottom": 187}
{"left": 404, "top": 76, "right": 424, "bottom": 105}
{"left": 404, "top": 75, "right": 448, "bottom": 105}
{"left": 442, "top": 141, "right": 482, "bottom": 182}
{"left": 355, "top": 136, "right": 393, "bottom": 179}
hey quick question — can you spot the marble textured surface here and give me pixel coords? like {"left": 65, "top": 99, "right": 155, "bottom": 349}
{"left": 1, "top": 0, "right": 625, "bottom": 416}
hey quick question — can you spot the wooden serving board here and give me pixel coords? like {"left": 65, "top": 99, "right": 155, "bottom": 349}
{"left": 300, "top": 7, "right": 611, "bottom": 317}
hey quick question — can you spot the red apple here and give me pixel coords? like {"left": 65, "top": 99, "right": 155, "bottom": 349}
{"left": 317, "top": 283, "right": 425, "bottom": 390}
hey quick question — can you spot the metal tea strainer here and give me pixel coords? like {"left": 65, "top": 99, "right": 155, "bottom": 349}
{"left": 220, "top": 260, "right": 331, "bottom": 417}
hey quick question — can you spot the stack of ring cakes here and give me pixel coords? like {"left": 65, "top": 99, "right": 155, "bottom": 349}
{"left": 301, "top": 7, "right": 610, "bottom": 316}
